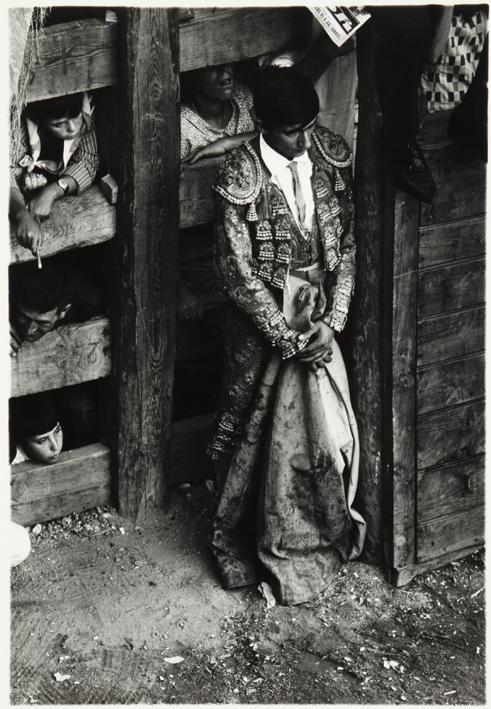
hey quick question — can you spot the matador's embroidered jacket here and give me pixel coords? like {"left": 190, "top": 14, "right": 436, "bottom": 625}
{"left": 213, "top": 125, "right": 355, "bottom": 359}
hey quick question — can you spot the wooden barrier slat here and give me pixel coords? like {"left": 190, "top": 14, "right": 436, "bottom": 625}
{"left": 417, "top": 400, "right": 485, "bottom": 470}
{"left": 390, "top": 191, "right": 420, "bottom": 569}
{"left": 418, "top": 258, "right": 485, "bottom": 318}
{"left": 26, "top": 19, "right": 118, "bottom": 101}
{"left": 418, "top": 216, "right": 485, "bottom": 269}
{"left": 417, "top": 306, "right": 485, "bottom": 366}
{"left": 420, "top": 161, "right": 485, "bottom": 226}
{"left": 417, "top": 353, "right": 484, "bottom": 415}
{"left": 417, "top": 456, "right": 485, "bottom": 524}
{"left": 389, "top": 545, "right": 482, "bottom": 587}
{"left": 11, "top": 442, "right": 111, "bottom": 526}
{"left": 417, "top": 507, "right": 484, "bottom": 563}
{"left": 10, "top": 186, "right": 116, "bottom": 264}
{"left": 11, "top": 316, "right": 111, "bottom": 398}
{"left": 180, "top": 159, "right": 223, "bottom": 228}
{"left": 179, "top": 8, "right": 303, "bottom": 72}
{"left": 168, "top": 414, "right": 215, "bottom": 485}
{"left": 114, "top": 9, "right": 180, "bottom": 521}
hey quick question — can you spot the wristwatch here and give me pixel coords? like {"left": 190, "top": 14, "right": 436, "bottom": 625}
{"left": 57, "top": 177, "right": 70, "bottom": 195}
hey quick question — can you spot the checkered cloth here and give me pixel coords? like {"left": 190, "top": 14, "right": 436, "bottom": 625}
{"left": 421, "top": 10, "right": 488, "bottom": 113}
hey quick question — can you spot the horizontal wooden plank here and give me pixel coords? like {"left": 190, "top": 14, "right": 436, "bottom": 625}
{"left": 179, "top": 8, "right": 305, "bottom": 72}
{"left": 10, "top": 186, "right": 116, "bottom": 264}
{"left": 417, "top": 456, "right": 485, "bottom": 524}
{"left": 418, "top": 216, "right": 485, "bottom": 269}
{"left": 180, "top": 158, "right": 223, "bottom": 228}
{"left": 26, "top": 19, "right": 118, "bottom": 101}
{"left": 389, "top": 545, "right": 482, "bottom": 587}
{"left": 11, "top": 316, "right": 112, "bottom": 397}
{"left": 11, "top": 442, "right": 111, "bottom": 526}
{"left": 420, "top": 161, "right": 485, "bottom": 226}
{"left": 417, "top": 400, "right": 484, "bottom": 470}
{"left": 417, "top": 507, "right": 484, "bottom": 563}
{"left": 418, "top": 258, "right": 485, "bottom": 318}
{"left": 417, "top": 306, "right": 485, "bottom": 366}
{"left": 168, "top": 414, "right": 215, "bottom": 485}
{"left": 417, "top": 352, "right": 484, "bottom": 415}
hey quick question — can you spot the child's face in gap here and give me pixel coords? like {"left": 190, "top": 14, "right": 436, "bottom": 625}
{"left": 42, "top": 112, "right": 83, "bottom": 140}
{"left": 195, "top": 64, "right": 235, "bottom": 102}
{"left": 22, "top": 422, "right": 63, "bottom": 464}
{"left": 15, "top": 304, "right": 66, "bottom": 342}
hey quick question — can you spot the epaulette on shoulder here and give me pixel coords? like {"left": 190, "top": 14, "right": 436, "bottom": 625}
{"left": 313, "top": 125, "right": 352, "bottom": 169}
{"left": 214, "top": 143, "right": 262, "bottom": 219}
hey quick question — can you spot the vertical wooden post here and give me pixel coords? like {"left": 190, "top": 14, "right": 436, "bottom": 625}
{"left": 389, "top": 193, "right": 419, "bottom": 575}
{"left": 350, "top": 23, "right": 387, "bottom": 563}
{"left": 114, "top": 8, "right": 180, "bottom": 521}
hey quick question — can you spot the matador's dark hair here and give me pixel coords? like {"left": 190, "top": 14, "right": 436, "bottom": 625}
{"left": 253, "top": 66, "right": 319, "bottom": 129}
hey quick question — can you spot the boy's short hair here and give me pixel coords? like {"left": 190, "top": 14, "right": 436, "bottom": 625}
{"left": 10, "top": 392, "right": 59, "bottom": 440}
{"left": 25, "top": 92, "right": 85, "bottom": 124}
{"left": 10, "top": 263, "right": 73, "bottom": 314}
{"left": 253, "top": 66, "right": 319, "bottom": 129}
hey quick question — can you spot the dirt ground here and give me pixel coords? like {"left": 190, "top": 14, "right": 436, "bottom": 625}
{"left": 11, "top": 481, "right": 485, "bottom": 705}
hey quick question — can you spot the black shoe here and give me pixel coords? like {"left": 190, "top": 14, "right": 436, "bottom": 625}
{"left": 395, "top": 141, "right": 437, "bottom": 204}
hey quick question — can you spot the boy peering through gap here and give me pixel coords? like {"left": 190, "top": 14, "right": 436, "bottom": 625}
{"left": 9, "top": 92, "right": 100, "bottom": 257}
{"left": 9, "top": 260, "right": 103, "bottom": 357}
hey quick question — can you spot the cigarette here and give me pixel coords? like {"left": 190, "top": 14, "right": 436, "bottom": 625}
{"left": 36, "top": 247, "right": 42, "bottom": 269}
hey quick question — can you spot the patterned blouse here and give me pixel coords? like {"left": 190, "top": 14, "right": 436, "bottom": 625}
{"left": 180, "top": 81, "right": 255, "bottom": 159}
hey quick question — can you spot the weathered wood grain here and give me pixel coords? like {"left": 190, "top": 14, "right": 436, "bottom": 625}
{"left": 417, "top": 507, "right": 484, "bottom": 563}
{"left": 113, "top": 9, "right": 180, "bottom": 521}
{"left": 420, "top": 161, "right": 486, "bottom": 225}
{"left": 349, "top": 24, "right": 386, "bottom": 563}
{"left": 180, "top": 158, "right": 223, "bottom": 228}
{"left": 168, "top": 414, "right": 215, "bottom": 485}
{"left": 418, "top": 216, "right": 485, "bottom": 269}
{"left": 417, "top": 400, "right": 485, "bottom": 470}
{"left": 26, "top": 19, "right": 119, "bottom": 101}
{"left": 389, "top": 545, "right": 482, "bottom": 587}
{"left": 417, "top": 306, "right": 485, "bottom": 366}
{"left": 418, "top": 258, "right": 485, "bottom": 318}
{"left": 390, "top": 191, "right": 420, "bottom": 569}
{"left": 11, "top": 317, "right": 112, "bottom": 398}
{"left": 417, "top": 456, "right": 485, "bottom": 523}
{"left": 11, "top": 443, "right": 111, "bottom": 526}
{"left": 417, "top": 352, "right": 484, "bottom": 414}
{"left": 179, "top": 8, "right": 305, "bottom": 72}
{"left": 10, "top": 186, "right": 116, "bottom": 264}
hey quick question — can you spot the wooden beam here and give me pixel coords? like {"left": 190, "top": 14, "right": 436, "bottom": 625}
{"left": 388, "top": 545, "right": 482, "bottom": 587}
{"left": 417, "top": 507, "right": 485, "bottom": 563}
{"left": 417, "top": 400, "right": 485, "bottom": 470}
{"left": 180, "top": 158, "right": 223, "bottom": 228}
{"left": 10, "top": 186, "right": 116, "bottom": 265}
{"left": 11, "top": 443, "right": 111, "bottom": 526}
{"left": 417, "top": 456, "right": 485, "bottom": 524}
{"left": 349, "top": 23, "right": 386, "bottom": 564}
{"left": 113, "top": 9, "right": 180, "bottom": 522}
{"left": 390, "top": 191, "right": 419, "bottom": 570}
{"left": 11, "top": 317, "right": 111, "bottom": 398}
{"left": 420, "top": 161, "right": 486, "bottom": 226}
{"left": 179, "top": 8, "right": 305, "bottom": 72}
{"left": 26, "top": 18, "right": 118, "bottom": 101}
{"left": 417, "top": 352, "right": 484, "bottom": 415}
{"left": 418, "top": 258, "right": 485, "bottom": 318}
{"left": 417, "top": 306, "right": 484, "bottom": 367}
{"left": 419, "top": 216, "right": 485, "bottom": 269}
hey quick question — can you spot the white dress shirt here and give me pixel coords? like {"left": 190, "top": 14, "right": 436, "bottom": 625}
{"left": 259, "top": 134, "right": 315, "bottom": 231}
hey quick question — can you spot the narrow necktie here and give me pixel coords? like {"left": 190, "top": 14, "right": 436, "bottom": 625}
{"left": 288, "top": 160, "right": 307, "bottom": 226}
